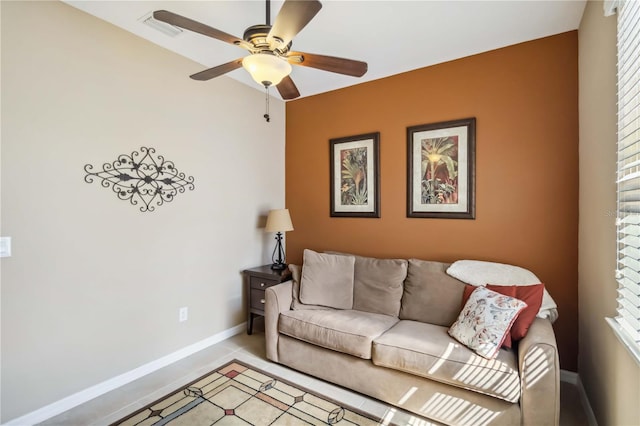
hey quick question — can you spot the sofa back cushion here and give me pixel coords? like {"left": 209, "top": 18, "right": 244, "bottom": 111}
{"left": 325, "top": 251, "right": 408, "bottom": 317}
{"left": 299, "top": 249, "right": 355, "bottom": 309}
{"left": 289, "top": 264, "right": 334, "bottom": 311}
{"left": 352, "top": 256, "right": 407, "bottom": 317}
{"left": 399, "top": 259, "right": 466, "bottom": 326}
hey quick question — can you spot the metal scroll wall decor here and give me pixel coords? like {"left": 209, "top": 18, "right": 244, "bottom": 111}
{"left": 84, "top": 147, "right": 195, "bottom": 212}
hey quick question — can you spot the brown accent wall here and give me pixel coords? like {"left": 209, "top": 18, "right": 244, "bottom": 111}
{"left": 286, "top": 31, "right": 579, "bottom": 370}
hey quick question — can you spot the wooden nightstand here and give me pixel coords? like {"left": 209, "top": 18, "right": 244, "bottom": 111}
{"left": 243, "top": 265, "right": 291, "bottom": 335}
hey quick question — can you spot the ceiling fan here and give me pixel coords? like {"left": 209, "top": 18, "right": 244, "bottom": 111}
{"left": 153, "top": 0, "right": 368, "bottom": 101}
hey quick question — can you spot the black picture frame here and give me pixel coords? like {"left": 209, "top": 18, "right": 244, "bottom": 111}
{"left": 330, "top": 132, "right": 380, "bottom": 218}
{"left": 407, "top": 118, "right": 476, "bottom": 219}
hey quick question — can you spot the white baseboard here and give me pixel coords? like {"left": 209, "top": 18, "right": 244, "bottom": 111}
{"left": 576, "top": 374, "right": 598, "bottom": 426}
{"left": 560, "top": 368, "right": 579, "bottom": 384}
{"left": 3, "top": 323, "right": 246, "bottom": 426}
{"left": 560, "top": 369, "right": 598, "bottom": 426}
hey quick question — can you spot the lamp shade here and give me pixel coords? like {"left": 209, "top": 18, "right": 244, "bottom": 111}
{"left": 242, "top": 53, "right": 292, "bottom": 87}
{"left": 265, "top": 209, "right": 294, "bottom": 232}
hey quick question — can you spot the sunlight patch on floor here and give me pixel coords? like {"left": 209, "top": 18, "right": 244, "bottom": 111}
{"left": 380, "top": 407, "right": 440, "bottom": 426}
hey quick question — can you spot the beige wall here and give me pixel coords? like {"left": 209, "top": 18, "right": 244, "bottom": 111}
{"left": 0, "top": 1, "right": 285, "bottom": 422}
{"left": 578, "top": 1, "right": 640, "bottom": 425}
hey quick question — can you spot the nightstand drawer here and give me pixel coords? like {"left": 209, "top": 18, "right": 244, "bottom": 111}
{"left": 243, "top": 265, "right": 291, "bottom": 335}
{"left": 250, "top": 288, "right": 267, "bottom": 310}
{"left": 250, "top": 276, "right": 279, "bottom": 290}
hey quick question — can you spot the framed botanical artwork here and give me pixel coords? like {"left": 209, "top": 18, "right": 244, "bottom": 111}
{"left": 330, "top": 132, "right": 380, "bottom": 218}
{"left": 407, "top": 118, "right": 476, "bottom": 219}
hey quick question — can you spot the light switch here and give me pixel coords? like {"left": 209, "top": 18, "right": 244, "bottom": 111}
{"left": 0, "top": 237, "right": 12, "bottom": 258}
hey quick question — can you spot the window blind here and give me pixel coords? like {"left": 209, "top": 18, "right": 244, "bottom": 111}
{"left": 614, "top": 0, "right": 640, "bottom": 355}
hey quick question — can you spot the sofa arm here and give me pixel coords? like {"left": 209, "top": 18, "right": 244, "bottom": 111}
{"left": 265, "top": 280, "right": 293, "bottom": 362}
{"left": 518, "top": 317, "right": 560, "bottom": 426}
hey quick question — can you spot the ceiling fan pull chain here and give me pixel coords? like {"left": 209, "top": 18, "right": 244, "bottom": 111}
{"left": 264, "top": 86, "right": 271, "bottom": 123}
{"left": 266, "top": 0, "right": 271, "bottom": 26}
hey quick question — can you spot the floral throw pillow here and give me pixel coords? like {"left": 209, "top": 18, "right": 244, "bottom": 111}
{"left": 448, "top": 286, "right": 528, "bottom": 359}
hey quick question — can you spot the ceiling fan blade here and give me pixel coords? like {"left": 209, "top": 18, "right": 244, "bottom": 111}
{"left": 276, "top": 75, "right": 301, "bottom": 100}
{"left": 153, "top": 10, "right": 244, "bottom": 47}
{"left": 268, "top": 0, "right": 322, "bottom": 46}
{"left": 190, "top": 59, "right": 244, "bottom": 81}
{"left": 286, "top": 51, "right": 368, "bottom": 77}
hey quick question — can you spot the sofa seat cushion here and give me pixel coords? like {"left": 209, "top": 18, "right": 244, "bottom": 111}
{"left": 279, "top": 309, "right": 399, "bottom": 359}
{"left": 372, "top": 320, "right": 521, "bottom": 403}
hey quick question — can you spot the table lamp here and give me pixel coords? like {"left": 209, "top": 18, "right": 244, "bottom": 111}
{"left": 265, "top": 209, "right": 294, "bottom": 270}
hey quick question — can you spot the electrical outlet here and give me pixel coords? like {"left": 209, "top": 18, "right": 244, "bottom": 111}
{"left": 179, "top": 307, "right": 188, "bottom": 322}
{"left": 0, "top": 237, "right": 12, "bottom": 258}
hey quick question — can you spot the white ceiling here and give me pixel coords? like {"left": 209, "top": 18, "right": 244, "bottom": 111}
{"left": 65, "top": 0, "right": 587, "bottom": 100}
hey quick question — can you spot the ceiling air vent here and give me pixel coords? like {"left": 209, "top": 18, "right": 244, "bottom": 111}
{"left": 139, "top": 12, "right": 183, "bottom": 38}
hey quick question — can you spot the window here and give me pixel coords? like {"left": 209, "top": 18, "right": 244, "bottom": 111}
{"left": 607, "top": 0, "right": 640, "bottom": 364}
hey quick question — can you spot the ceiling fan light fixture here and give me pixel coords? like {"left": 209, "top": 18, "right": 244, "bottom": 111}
{"left": 242, "top": 53, "right": 292, "bottom": 87}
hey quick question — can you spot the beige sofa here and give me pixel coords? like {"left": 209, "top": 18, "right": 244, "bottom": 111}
{"left": 264, "top": 254, "right": 559, "bottom": 425}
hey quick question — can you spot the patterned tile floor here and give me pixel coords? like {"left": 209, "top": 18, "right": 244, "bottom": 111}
{"left": 39, "top": 328, "right": 590, "bottom": 426}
